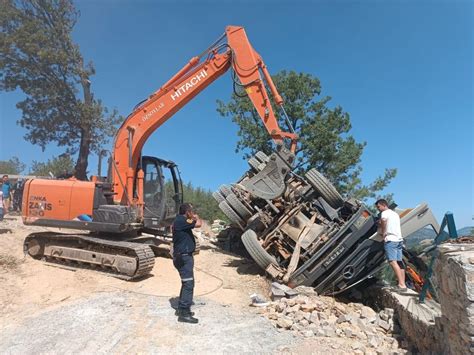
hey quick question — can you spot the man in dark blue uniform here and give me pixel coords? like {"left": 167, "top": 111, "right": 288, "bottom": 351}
{"left": 173, "top": 203, "right": 201, "bottom": 324}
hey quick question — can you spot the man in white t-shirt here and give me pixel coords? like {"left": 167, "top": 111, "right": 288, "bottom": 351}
{"left": 376, "top": 199, "right": 406, "bottom": 292}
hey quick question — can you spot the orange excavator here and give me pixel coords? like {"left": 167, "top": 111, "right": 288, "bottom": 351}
{"left": 22, "top": 26, "right": 298, "bottom": 279}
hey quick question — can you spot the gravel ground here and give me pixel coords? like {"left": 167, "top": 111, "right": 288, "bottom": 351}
{"left": 1, "top": 216, "right": 388, "bottom": 354}
{"left": 0, "top": 291, "right": 298, "bottom": 354}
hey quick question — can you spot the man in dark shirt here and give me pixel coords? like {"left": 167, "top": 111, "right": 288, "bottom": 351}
{"left": 172, "top": 203, "right": 201, "bottom": 324}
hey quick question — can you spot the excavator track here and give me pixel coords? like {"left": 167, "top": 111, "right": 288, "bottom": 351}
{"left": 23, "top": 232, "right": 155, "bottom": 280}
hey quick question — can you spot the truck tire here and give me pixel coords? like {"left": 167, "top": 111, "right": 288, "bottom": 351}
{"left": 219, "top": 201, "right": 244, "bottom": 228}
{"left": 219, "top": 184, "right": 232, "bottom": 197}
{"left": 248, "top": 157, "right": 261, "bottom": 172}
{"left": 241, "top": 229, "right": 278, "bottom": 271}
{"left": 255, "top": 151, "right": 269, "bottom": 163}
{"left": 212, "top": 191, "right": 225, "bottom": 204}
{"left": 226, "top": 193, "right": 252, "bottom": 219}
{"left": 305, "top": 168, "right": 344, "bottom": 209}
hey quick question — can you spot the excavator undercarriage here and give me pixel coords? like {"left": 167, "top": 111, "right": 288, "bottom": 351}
{"left": 24, "top": 232, "right": 156, "bottom": 280}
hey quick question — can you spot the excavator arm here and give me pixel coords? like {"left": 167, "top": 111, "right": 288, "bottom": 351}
{"left": 111, "top": 26, "right": 297, "bottom": 206}
{"left": 21, "top": 26, "right": 297, "bottom": 281}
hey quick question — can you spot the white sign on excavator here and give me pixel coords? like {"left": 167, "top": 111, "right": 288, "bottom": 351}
{"left": 170, "top": 69, "right": 208, "bottom": 101}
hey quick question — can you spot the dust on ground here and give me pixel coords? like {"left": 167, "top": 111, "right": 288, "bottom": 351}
{"left": 0, "top": 215, "right": 388, "bottom": 354}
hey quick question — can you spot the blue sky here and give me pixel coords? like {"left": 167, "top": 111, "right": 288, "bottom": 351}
{"left": 0, "top": 0, "right": 472, "bottom": 228}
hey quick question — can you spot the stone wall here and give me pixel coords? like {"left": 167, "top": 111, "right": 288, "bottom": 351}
{"left": 371, "top": 242, "right": 474, "bottom": 354}
{"left": 371, "top": 287, "right": 444, "bottom": 353}
{"left": 434, "top": 243, "right": 474, "bottom": 354}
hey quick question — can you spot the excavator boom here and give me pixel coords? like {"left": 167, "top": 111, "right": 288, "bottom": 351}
{"left": 112, "top": 26, "right": 297, "bottom": 206}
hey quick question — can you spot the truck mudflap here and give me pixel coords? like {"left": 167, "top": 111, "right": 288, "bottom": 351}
{"left": 24, "top": 232, "right": 155, "bottom": 280}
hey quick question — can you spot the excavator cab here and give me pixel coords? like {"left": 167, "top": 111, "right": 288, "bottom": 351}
{"left": 139, "top": 156, "right": 183, "bottom": 231}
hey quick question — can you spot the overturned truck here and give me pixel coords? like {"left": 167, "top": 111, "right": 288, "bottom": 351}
{"left": 214, "top": 147, "right": 439, "bottom": 295}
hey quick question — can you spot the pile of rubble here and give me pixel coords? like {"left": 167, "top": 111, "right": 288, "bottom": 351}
{"left": 262, "top": 285, "right": 410, "bottom": 354}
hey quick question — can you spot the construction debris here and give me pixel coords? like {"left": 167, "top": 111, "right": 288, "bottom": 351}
{"left": 249, "top": 293, "right": 270, "bottom": 307}
{"left": 271, "top": 282, "right": 299, "bottom": 300}
{"left": 261, "top": 291, "right": 410, "bottom": 354}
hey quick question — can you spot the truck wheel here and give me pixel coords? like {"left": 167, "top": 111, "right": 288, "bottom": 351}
{"left": 212, "top": 191, "right": 225, "bottom": 204}
{"left": 219, "top": 201, "right": 244, "bottom": 229}
{"left": 248, "top": 157, "right": 261, "bottom": 172}
{"left": 241, "top": 229, "right": 278, "bottom": 271}
{"left": 219, "top": 184, "right": 232, "bottom": 197}
{"left": 305, "top": 168, "right": 344, "bottom": 209}
{"left": 226, "top": 193, "right": 252, "bottom": 219}
{"left": 255, "top": 151, "right": 269, "bottom": 163}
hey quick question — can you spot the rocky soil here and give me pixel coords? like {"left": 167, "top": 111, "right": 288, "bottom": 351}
{"left": 0, "top": 215, "right": 412, "bottom": 354}
{"left": 263, "top": 287, "right": 410, "bottom": 354}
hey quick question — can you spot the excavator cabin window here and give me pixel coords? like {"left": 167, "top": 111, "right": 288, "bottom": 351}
{"left": 139, "top": 156, "right": 182, "bottom": 228}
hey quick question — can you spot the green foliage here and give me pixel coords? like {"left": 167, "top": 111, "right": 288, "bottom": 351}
{"left": 30, "top": 154, "right": 74, "bottom": 177}
{"left": 181, "top": 181, "right": 227, "bottom": 222}
{"left": 0, "top": 0, "right": 121, "bottom": 180}
{"left": 217, "top": 70, "right": 396, "bottom": 202}
{"left": 0, "top": 156, "right": 25, "bottom": 174}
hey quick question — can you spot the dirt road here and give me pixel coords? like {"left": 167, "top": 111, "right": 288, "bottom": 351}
{"left": 0, "top": 215, "right": 405, "bottom": 354}
{"left": 0, "top": 216, "right": 301, "bottom": 353}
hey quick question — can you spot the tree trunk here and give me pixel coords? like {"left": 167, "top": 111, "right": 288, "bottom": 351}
{"left": 74, "top": 76, "right": 92, "bottom": 180}
{"left": 75, "top": 127, "right": 90, "bottom": 180}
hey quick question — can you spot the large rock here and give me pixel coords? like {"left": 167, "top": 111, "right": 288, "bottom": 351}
{"left": 377, "top": 319, "right": 391, "bottom": 332}
{"left": 312, "top": 300, "right": 326, "bottom": 311}
{"left": 271, "top": 287, "right": 286, "bottom": 301}
{"left": 379, "top": 310, "right": 390, "bottom": 322}
{"left": 344, "top": 328, "right": 354, "bottom": 338}
{"left": 361, "top": 306, "right": 377, "bottom": 323}
{"left": 318, "top": 311, "right": 329, "bottom": 320}
{"left": 367, "top": 334, "right": 381, "bottom": 348}
{"left": 299, "top": 319, "right": 309, "bottom": 327}
{"left": 267, "top": 312, "right": 278, "bottom": 320}
{"left": 294, "top": 285, "right": 318, "bottom": 296}
{"left": 314, "top": 328, "right": 326, "bottom": 337}
{"left": 299, "top": 303, "right": 314, "bottom": 312}
{"left": 290, "top": 323, "right": 302, "bottom": 331}
{"left": 286, "top": 298, "right": 296, "bottom": 307}
{"left": 336, "top": 314, "right": 351, "bottom": 324}
{"left": 322, "top": 325, "right": 336, "bottom": 337}
{"left": 353, "top": 329, "right": 367, "bottom": 340}
{"left": 333, "top": 303, "right": 348, "bottom": 316}
{"left": 276, "top": 316, "right": 294, "bottom": 329}
{"left": 275, "top": 302, "right": 286, "bottom": 313}
{"left": 295, "top": 295, "right": 310, "bottom": 305}
{"left": 294, "top": 310, "right": 305, "bottom": 321}
{"left": 288, "top": 304, "right": 300, "bottom": 313}
{"left": 309, "top": 311, "right": 320, "bottom": 324}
